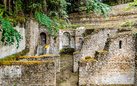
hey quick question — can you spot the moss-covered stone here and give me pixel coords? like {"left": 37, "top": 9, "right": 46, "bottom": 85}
{"left": 73, "top": 51, "right": 80, "bottom": 54}
{"left": 18, "top": 54, "right": 60, "bottom": 59}
{"left": 59, "top": 48, "right": 74, "bottom": 55}
{"left": 0, "top": 48, "right": 29, "bottom": 62}
{"left": 79, "top": 59, "right": 97, "bottom": 63}
{"left": 0, "top": 61, "right": 54, "bottom": 65}
{"left": 85, "top": 56, "right": 91, "bottom": 59}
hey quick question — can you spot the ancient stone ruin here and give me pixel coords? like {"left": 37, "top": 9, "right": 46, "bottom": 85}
{"left": 0, "top": 3, "right": 137, "bottom": 86}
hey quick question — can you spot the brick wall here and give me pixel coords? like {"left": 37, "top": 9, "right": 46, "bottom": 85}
{"left": 18, "top": 54, "right": 60, "bottom": 73}
{"left": 0, "top": 61, "right": 56, "bottom": 86}
{"left": 79, "top": 32, "right": 135, "bottom": 85}
{"left": 73, "top": 28, "right": 117, "bottom": 72}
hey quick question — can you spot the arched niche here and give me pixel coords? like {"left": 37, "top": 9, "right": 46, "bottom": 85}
{"left": 40, "top": 32, "right": 46, "bottom": 45}
{"left": 63, "top": 32, "right": 70, "bottom": 47}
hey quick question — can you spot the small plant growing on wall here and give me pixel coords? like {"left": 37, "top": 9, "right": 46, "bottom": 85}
{"left": 59, "top": 48, "right": 74, "bottom": 55}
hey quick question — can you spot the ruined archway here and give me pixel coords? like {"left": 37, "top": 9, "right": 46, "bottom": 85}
{"left": 63, "top": 32, "right": 70, "bottom": 48}
{"left": 36, "top": 32, "right": 47, "bottom": 56}
{"left": 40, "top": 32, "right": 46, "bottom": 45}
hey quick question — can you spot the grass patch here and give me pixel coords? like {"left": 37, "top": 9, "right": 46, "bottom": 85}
{"left": 60, "top": 80, "right": 66, "bottom": 83}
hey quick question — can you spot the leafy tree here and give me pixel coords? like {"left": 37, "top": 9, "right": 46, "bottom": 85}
{"left": 0, "top": 4, "right": 22, "bottom": 48}
{"left": 0, "top": 0, "right": 114, "bottom": 48}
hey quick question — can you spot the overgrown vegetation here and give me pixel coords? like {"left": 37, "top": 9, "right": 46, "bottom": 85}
{"left": 103, "top": 0, "right": 134, "bottom": 6}
{"left": 59, "top": 48, "right": 74, "bottom": 55}
{"left": 0, "top": 0, "right": 114, "bottom": 48}
{"left": 125, "top": 0, "right": 137, "bottom": 11}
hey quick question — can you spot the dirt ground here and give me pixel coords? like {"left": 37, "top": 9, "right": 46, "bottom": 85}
{"left": 56, "top": 54, "right": 78, "bottom": 86}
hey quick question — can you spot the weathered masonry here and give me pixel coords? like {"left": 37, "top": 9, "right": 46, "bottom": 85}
{"left": 0, "top": 20, "right": 85, "bottom": 59}
{"left": 0, "top": 19, "right": 137, "bottom": 85}
{"left": 73, "top": 28, "right": 137, "bottom": 85}
{"left": 0, "top": 61, "right": 56, "bottom": 86}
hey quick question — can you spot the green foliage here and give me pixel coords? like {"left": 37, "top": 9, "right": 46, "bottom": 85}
{"left": 103, "top": 0, "right": 134, "bottom": 6}
{"left": 133, "top": 33, "right": 137, "bottom": 37}
{"left": 0, "top": 6, "right": 22, "bottom": 48}
{"left": 34, "top": 11, "right": 59, "bottom": 35}
{"left": 59, "top": 48, "right": 74, "bottom": 55}
{"left": 14, "top": 0, "right": 23, "bottom": 16}
{"left": 85, "top": 0, "right": 114, "bottom": 19}
{"left": 125, "top": 0, "right": 137, "bottom": 11}
{"left": 60, "top": 80, "right": 66, "bottom": 83}
{"left": 0, "top": 0, "right": 113, "bottom": 48}
{"left": 0, "top": 15, "right": 22, "bottom": 48}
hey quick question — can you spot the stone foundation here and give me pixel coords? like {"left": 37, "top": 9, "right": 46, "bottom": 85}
{"left": 79, "top": 31, "right": 136, "bottom": 85}
{"left": 18, "top": 54, "right": 60, "bottom": 73}
{"left": 73, "top": 51, "right": 81, "bottom": 72}
{"left": 0, "top": 61, "right": 56, "bottom": 86}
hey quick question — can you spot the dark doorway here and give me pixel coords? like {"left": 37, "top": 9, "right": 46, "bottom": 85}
{"left": 40, "top": 32, "right": 46, "bottom": 45}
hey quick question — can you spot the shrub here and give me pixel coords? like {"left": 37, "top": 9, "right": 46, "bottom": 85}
{"left": 59, "top": 48, "right": 74, "bottom": 55}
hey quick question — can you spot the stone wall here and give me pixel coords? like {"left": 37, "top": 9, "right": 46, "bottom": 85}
{"left": 73, "top": 28, "right": 117, "bottom": 72}
{"left": 27, "top": 20, "right": 39, "bottom": 56}
{"left": 79, "top": 32, "right": 135, "bottom": 85}
{"left": 105, "top": 32, "right": 135, "bottom": 84}
{"left": 0, "top": 20, "right": 40, "bottom": 58}
{"left": 79, "top": 51, "right": 108, "bottom": 85}
{"left": 0, "top": 23, "right": 26, "bottom": 58}
{"left": 36, "top": 27, "right": 51, "bottom": 55}
{"left": 73, "top": 51, "right": 81, "bottom": 72}
{"left": 135, "top": 60, "right": 137, "bottom": 86}
{"left": 80, "top": 28, "right": 117, "bottom": 59}
{"left": 75, "top": 27, "right": 85, "bottom": 51}
{"left": 49, "top": 35, "right": 60, "bottom": 54}
{"left": 0, "top": 61, "right": 56, "bottom": 86}
{"left": 134, "top": 33, "right": 137, "bottom": 86}
{"left": 18, "top": 54, "right": 60, "bottom": 73}
{"left": 59, "top": 29, "right": 75, "bottom": 50}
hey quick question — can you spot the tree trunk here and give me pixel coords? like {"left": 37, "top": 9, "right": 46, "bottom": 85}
{"left": 43, "top": 0, "right": 47, "bottom": 14}
{"left": 30, "top": 0, "right": 34, "bottom": 18}
{"left": 4, "top": 0, "right": 7, "bottom": 9}
{"left": 9, "top": 0, "right": 12, "bottom": 13}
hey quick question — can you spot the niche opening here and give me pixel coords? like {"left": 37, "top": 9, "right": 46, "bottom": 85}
{"left": 40, "top": 32, "right": 46, "bottom": 45}
{"left": 119, "top": 40, "right": 122, "bottom": 49}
